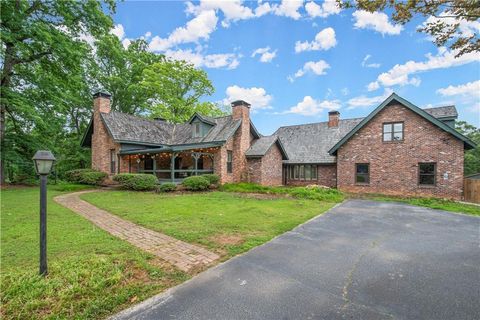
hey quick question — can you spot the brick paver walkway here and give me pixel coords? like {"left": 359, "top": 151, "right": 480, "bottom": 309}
{"left": 54, "top": 190, "right": 219, "bottom": 272}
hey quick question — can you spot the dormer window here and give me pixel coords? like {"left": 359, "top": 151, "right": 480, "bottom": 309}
{"left": 193, "top": 122, "right": 201, "bottom": 137}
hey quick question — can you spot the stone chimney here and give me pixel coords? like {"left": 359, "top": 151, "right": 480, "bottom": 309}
{"left": 231, "top": 100, "right": 251, "bottom": 122}
{"left": 328, "top": 111, "right": 340, "bottom": 127}
{"left": 93, "top": 91, "right": 111, "bottom": 114}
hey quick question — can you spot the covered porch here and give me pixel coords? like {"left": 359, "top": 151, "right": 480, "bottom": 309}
{"left": 119, "top": 146, "right": 220, "bottom": 183}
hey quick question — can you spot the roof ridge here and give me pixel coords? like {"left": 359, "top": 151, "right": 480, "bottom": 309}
{"left": 275, "top": 117, "right": 364, "bottom": 130}
{"left": 423, "top": 105, "right": 455, "bottom": 109}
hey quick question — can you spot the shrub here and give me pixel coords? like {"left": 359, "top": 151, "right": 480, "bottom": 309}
{"left": 182, "top": 176, "right": 210, "bottom": 191}
{"left": 113, "top": 173, "right": 158, "bottom": 191}
{"left": 64, "top": 168, "right": 107, "bottom": 185}
{"left": 65, "top": 169, "right": 94, "bottom": 183}
{"left": 157, "top": 182, "right": 177, "bottom": 193}
{"left": 202, "top": 174, "right": 220, "bottom": 185}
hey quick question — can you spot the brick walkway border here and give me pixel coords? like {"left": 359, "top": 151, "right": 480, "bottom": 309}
{"left": 54, "top": 190, "right": 219, "bottom": 272}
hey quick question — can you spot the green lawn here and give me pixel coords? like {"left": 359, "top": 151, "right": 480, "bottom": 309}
{"left": 80, "top": 191, "right": 336, "bottom": 258}
{"left": 1, "top": 186, "right": 334, "bottom": 319}
{"left": 0, "top": 185, "right": 188, "bottom": 320}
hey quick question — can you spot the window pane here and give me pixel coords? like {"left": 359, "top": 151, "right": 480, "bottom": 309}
{"left": 294, "top": 165, "right": 299, "bottom": 179}
{"left": 356, "top": 164, "right": 369, "bottom": 174}
{"left": 305, "top": 165, "right": 311, "bottom": 180}
{"left": 311, "top": 165, "right": 317, "bottom": 179}
{"left": 299, "top": 165, "right": 305, "bottom": 179}
{"left": 419, "top": 174, "right": 435, "bottom": 185}
{"left": 393, "top": 123, "right": 403, "bottom": 132}
{"left": 393, "top": 132, "right": 403, "bottom": 141}
{"left": 419, "top": 163, "right": 435, "bottom": 174}
{"left": 356, "top": 174, "right": 369, "bottom": 184}
{"left": 383, "top": 124, "right": 392, "bottom": 133}
{"left": 383, "top": 133, "right": 392, "bottom": 141}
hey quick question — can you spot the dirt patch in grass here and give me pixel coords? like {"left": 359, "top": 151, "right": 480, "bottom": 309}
{"left": 210, "top": 234, "right": 245, "bottom": 246}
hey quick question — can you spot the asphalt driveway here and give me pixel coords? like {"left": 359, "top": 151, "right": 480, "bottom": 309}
{"left": 113, "top": 200, "right": 480, "bottom": 320}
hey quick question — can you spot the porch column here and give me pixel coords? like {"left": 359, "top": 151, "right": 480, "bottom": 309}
{"left": 170, "top": 152, "right": 177, "bottom": 182}
{"left": 152, "top": 155, "right": 156, "bottom": 178}
{"left": 192, "top": 152, "right": 200, "bottom": 176}
{"left": 208, "top": 154, "right": 215, "bottom": 173}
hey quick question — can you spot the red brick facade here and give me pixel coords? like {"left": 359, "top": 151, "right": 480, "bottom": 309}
{"left": 286, "top": 164, "right": 337, "bottom": 187}
{"left": 91, "top": 94, "right": 121, "bottom": 180}
{"left": 247, "top": 144, "right": 284, "bottom": 186}
{"left": 336, "top": 103, "right": 464, "bottom": 200}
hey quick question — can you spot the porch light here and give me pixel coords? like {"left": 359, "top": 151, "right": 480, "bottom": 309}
{"left": 32, "top": 150, "right": 56, "bottom": 175}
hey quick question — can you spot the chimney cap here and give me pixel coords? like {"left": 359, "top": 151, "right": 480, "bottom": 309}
{"left": 93, "top": 91, "right": 111, "bottom": 99}
{"left": 231, "top": 100, "right": 251, "bottom": 108}
{"left": 328, "top": 110, "right": 340, "bottom": 115}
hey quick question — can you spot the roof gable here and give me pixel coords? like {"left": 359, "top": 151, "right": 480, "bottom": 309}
{"left": 329, "top": 93, "right": 476, "bottom": 155}
{"left": 246, "top": 135, "right": 288, "bottom": 160}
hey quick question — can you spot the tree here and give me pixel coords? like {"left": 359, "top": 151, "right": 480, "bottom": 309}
{"left": 0, "top": 0, "right": 115, "bottom": 184}
{"left": 141, "top": 60, "right": 221, "bottom": 123}
{"left": 92, "top": 35, "right": 164, "bottom": 114}
{"left": 455, "top": 121, "right": 480, "bottom": 175}
{"left": 339, "top": 0, "right": 480, "bottom": 57}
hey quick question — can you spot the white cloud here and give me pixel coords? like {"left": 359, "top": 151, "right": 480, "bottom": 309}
{"left": 468, "top": 102, "right": 480, "bottom": 113}
{"left": 223, "top": 85, "right": 273, "bottom": 111}
{"left": 149, "top": 10, "right": 218, "bottom": 51}
{"left": 165, "top": 49, "right": 240, "bottom": 69}
{"left": 352, "top": 10, "right": 403, "bottom": 35}
{"left": 186, "top": 0, "right": 255, "bottom": 27}
{"left": 368, "top": 48, "right": 479, "bottom": 91}
{"left": 283, "top": 96, "right": 340, "bottom": 116}
{"left": 255, "top": 1, "right": 273, "bottom": 17}
{"left": 437, "top": 80, "right": 480, "bottom": 98}
{"left": 295, "top": 27, "right": 337, "bottom": 53}
{"left": 111, "top": 24, "right": 125, "bottom": 39}
{"left": 305, "top": 0, "right": 341, "bottom": 18}
{"left": 347, "top": 89, "right": 393, "bottom": 109}
{"left": 273, "top": 0, "right": 304, "bottom": 20}
{"left": 251, "top": 47, "right": 277, "bottom": 63}
{"left": 361, "top": 54, "right": 381, "bottom": 68}
{"left": 289, "top": 59, "right": 330, "bottom": 81}
{"left": 341, "top": 88, "right": 349, "bottom": 96}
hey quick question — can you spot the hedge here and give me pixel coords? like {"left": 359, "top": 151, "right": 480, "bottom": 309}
{"left": 202, "top": 174, "right": 220, "bottom": 185}
{"left": 64, "top": 169, "right": 107, "bottom": 185}
{"left": 157, "top": 182, "right": 177, "bottom": 193}
{"left": 113, "top": 173, "right": 158, "bottom": 191}
{"left": 182, "top": 176, "right": 210, "bottom": 191}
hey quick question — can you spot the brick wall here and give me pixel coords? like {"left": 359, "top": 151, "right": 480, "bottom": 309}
{"left": 231, "top": 104, "right": 251, "bottom": 182}
{"left": 336, "top": 103, "right": 464, "bottom": 200}
{"left": 286, "top": 164, "right": 337, "bottom": 187}
{"left": 91, "top": 94, "right": 122, "bottom": 177}
{"left": 247, "top": 143, "right": 284, "bottom": 186}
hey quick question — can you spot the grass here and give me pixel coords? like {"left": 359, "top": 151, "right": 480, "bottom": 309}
{"left": 80, "top": 191, "right": 337, "bottom": 258}
{"left": 220, "top": 182, "right": 345, "bottom": 202}
{"left": 0, "top": 184, "right": 188, "bottom": 320}
{"left": 351, "top": 193, "right": 480, "bottom": 216}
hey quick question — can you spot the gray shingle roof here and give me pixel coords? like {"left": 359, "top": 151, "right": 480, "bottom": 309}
{"left": 423, "top": 106, "right": 457, "bottom": 119}
{"left": 275, "top": 118, "right": 363, "bottom": 164}
{"left": 100, "top": 112, "right": 240, "bottom": 146}
{"left": 246, "top": 135, "right": 278, "bottom": 157}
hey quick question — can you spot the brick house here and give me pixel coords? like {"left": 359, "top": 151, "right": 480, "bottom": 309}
{"left": 82, "top": 92, "right": 475, "bottom": 199}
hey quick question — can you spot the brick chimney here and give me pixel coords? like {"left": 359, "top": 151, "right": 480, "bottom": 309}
{"left": 328, "top": 111, "right": 340, "bottom": 127}
{"left": 93, "top": 91, "right": 111, "bottom": 114}
{"left": 230, "top": 100, "right": 251, "bottom": 182}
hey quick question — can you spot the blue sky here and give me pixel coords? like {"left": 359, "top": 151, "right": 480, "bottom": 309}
{"left": 111, "top": 0, "right": 480, "bottom": 134}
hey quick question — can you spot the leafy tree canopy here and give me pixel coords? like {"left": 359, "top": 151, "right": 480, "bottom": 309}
{"left": 456, "top": 121, "right": 480, "bottom": 175}
{"left": 339, "top": 0, "right": 480, "bottom": 57}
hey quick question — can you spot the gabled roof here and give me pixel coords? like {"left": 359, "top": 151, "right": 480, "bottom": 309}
{"left": 329, "top": 93, "right": 476, "bottom": 155}
{"left": 81, "top": 111, "right": 245, "bottom": 148}
{"left": 245, "top": 135, "right": 289, "bottom": 160}
{"left": 187, "top": 113, "right": 216, "bottom": 126}
{"left": 275, "top": 118, "right": 363, "bottom": 164}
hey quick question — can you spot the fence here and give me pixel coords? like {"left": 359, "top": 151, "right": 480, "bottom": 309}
{"left": 464, "top": 178, "right": 480, "bottom": 204}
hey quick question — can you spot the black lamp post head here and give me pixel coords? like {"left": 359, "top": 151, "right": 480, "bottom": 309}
{"left": 32, "top": 150, "right": 56, "bottom": 175}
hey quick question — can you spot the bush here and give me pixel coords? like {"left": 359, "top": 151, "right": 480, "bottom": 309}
{"left": 202, "top": 174, "right": 220, "bottom": 185}
{"left": 113, "top": 173, "right": 158, "bottom": 191}
{"left": 157, "top": 182, "right": 177, "bottom": 193}
{"left": 182, "top": 176, "right": 210, "bottom": 191}
{"left": 64, "top": 168, "right": 107, "bottom": 185}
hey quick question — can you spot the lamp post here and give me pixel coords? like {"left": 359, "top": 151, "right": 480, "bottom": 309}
{"left": 32, "top": 150, "right": 56, "bottom": 276}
